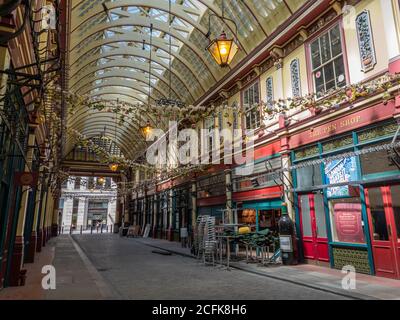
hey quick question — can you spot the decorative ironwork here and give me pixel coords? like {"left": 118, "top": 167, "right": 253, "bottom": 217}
{"left": 294, "top": 145, "right": 319, "bottom": 160}
{"left": 358, "top": 122, "right": 398, "bottom": 143}
{"left": 290, "top": 59, "right": 301, "bottom": 97}
{"left": 356, "top": 10, "right": 376, "bottom": 73}
{"left": 323, "top": 135, "right": 354, "bottom": 152}
{"left": 266, "top": 77, "right": 274, "bottom": 107}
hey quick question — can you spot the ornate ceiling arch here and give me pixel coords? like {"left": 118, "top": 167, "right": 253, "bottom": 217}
{"left": 66, "top": 0, "right": 309, "bottom": 161}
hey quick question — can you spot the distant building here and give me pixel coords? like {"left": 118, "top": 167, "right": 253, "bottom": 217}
{"left": 60, "top": 177, "right": 117, "bottom": 232}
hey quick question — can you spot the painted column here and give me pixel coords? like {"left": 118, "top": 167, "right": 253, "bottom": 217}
{"left": 168, "top": 189, "right": 174, "bottom": 241}
{"left": 380, "top": 0, "right": 400, "bottom": 72}
{"left": 191, "top": 180, "right": 197, "bottom": 231}
{"left": 76, "top": 197, "right": 86, "bottom": 229}
{"left": 225, "top": 169, "right": 233, "bottom": 223}
{"left": 279, "top": 114, "right": 294, "bottom": 220}
{"left": 83, "top": 198, "right": 89, "bottom": 230}
{"left": 62, "top": 198, "right": 73, "bottom": 232}
{"left": 152, "top": 194, "right": 158, "bottom": 238}
{"left": 0, "top": 46, "right": 10, "bottom": 111}
{"left": 51, "top": 197, "right": 60, "bottom": 237}
{"left": 8, "top": 130, "right": 37, "bottom": 285}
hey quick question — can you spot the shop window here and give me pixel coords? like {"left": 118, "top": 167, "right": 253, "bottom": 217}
{"left": 238, "top": 209, "right": 256, "bottom": 229}
{"left": 259, "top": 209, "right": 281, "bottom": 232}
{"left": 309, "top": 24, "right": 346, "bottom": 97}
{"left": 296, "top": 164, "right": 322, "bottom": 189}
{"left": 300, "top": 195, "right": 312, "bottom": 237}
{"left": 360, "top": 143, "right": 398, "bottom": 176}
{"left": 329, "top": 197, "right": 366, "bottom": 244}
{"left": 243, "top": 82, "right": 260, "bottom": 129}
{"left": 314, "top": 193, "right": 327, "bottom": 238}
{"left": 324, "top": 157, "right": 358, "bottom": 198}
{"left": 368, "top": 188, "right": 389, "bottom": 241}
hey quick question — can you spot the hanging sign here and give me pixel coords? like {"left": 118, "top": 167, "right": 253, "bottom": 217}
{"left": 14, "top": 172, "right": 39, "bottom": 187}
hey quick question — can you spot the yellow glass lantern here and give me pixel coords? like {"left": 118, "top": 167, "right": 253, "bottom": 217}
{"left": 109, "top": 163, "right": 119, "bottom": 172}
{"left": 141, "top": 121, "right": 152, "bottom": 139}
{"left": 97, "top": 177, "right": 105, "bottom": 184}
{"left": 207, "top": 31, "right": 239, "bottom": 67}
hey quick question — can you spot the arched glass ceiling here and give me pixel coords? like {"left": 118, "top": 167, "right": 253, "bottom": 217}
{"left": 67, "top": 0, "right": 308, "bottom": 160}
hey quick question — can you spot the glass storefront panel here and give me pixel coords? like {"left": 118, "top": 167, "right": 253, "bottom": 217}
{"left": 368, "top": 188, "right": 388, "bottom": 241}
{"left": 296, "top": 164, "right": 322, "bottom": 189}
{"left": 329, "top": 197, "right": 366, "bottom": 244}
{"left": 300, "top": 195, "right": 312, "bottom": 237}
{"left": 314, "top": 193, "right": 327, "bottom": 238}
{"left": 360, "top": 143, "right": 398, "bottom": 176}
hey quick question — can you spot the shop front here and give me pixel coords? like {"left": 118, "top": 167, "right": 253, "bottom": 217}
{"left": 290, "top": 101, "right": 400, "bottom": 277}
{"left": 197, "top": 172, "right": 227, "bottom": 225}
{"left": 171, "top": 185, "right": 192, "bottom": 242}
{"left": 232, "top": 143, "right": 284, "bottom": 233}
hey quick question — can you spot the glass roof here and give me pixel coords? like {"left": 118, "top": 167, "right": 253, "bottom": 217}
{"left": 67, "top": 0, "right": 308, "bottom": 159}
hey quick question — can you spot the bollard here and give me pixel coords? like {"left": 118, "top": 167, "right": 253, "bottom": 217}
{"left": 80, "top": 225, "right": 83, "bottom": 234}
{"left": 69, "top": 226, "right": 72, "bottom": 234}
{"left": 91, "top": 226, "right": 93, "bottom": 234}
{"left": 111, "top": 225, "right": 113, "bottom": 233}
{"left": 62, "top": 226, "right": 64, "bottom": 234}
{"left": 106, "top": 225, "right": 109, "bottom": 233}
{"left": 101, "top": 225, "right": 103, "bottom": 233}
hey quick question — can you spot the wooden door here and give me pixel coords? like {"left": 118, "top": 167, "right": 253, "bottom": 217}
{"left": 299, "top": 193, "right": 329, "bottom": 262}
{"left": 366, "top": 187, "right": 399, "bottom": 279}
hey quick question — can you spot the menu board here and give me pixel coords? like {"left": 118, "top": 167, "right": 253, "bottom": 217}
{"left": 333, "top": 203, "right": 365, "bottom": 243}
{"left": 325, "top": 157, "right": 358, "bottom": 197}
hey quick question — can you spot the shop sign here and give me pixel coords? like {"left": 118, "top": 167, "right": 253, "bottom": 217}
{"left": 325, "top": 157, "right": 358, "bottom": 197}
{"left": 279, "top": 235, "right": 293, "bottom": 252}
{"left": 333, "top": 203, "right": 365, "bottom": 243}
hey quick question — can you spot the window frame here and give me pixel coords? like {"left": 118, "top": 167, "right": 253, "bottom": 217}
{"left": 306, "top": 19, "right": 349, "bottom": 98}
{"left": 241, "top": 80, "right": 261, "bottom": 130}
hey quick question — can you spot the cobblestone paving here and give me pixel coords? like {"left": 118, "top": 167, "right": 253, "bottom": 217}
{"left": 72, "top": 234, "right": 349, "bottom": 300}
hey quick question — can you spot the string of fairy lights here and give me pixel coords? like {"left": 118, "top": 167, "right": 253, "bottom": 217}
{"left": 38, "top": 71, "right": 400, "bottom": 196}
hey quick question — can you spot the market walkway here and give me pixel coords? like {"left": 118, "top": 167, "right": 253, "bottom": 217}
{"left": 136, "top": 237, "right": 400, "bottom": 300}
{"left": 0, "top": 234, "right": 354, "bottom": 300}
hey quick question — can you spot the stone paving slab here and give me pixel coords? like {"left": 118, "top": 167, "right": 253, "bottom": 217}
{"left": 134, "top": 237, "right": 400, "bottom": 300}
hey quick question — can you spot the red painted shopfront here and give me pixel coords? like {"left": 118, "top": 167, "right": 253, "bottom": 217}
{"left": 290, "top": 99, "right": 400, "bottom": 276}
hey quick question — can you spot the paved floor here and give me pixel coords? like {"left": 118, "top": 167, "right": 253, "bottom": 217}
{"left": 3, "top": 234, "right": 399, "bottom": 300}
{"left": 70, "top": 234, "right": 347, "bottom": 300}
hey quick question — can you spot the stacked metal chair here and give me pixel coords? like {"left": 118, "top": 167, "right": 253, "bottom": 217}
{"left": 203, "top": 216, "right": 217, "bottom": 265}
{"left": 194, "top": 215, "right": 208, "bottom": 259}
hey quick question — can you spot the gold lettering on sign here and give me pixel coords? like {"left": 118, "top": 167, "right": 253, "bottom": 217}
{"left": 309, "top": 116, "right": 362, "bottom": 138}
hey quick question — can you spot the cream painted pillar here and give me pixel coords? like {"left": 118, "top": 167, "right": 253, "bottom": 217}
{"left": 62, "top": 198, "right": 73, "bottom": 230}
{"left": 15, "top": 132, "right": 36, "bottom": 239}
{"left": 76, "top": 197, "right": 86, "bottom": 228}
{"left": 380, "top": 0, "right": 400, "bottom": 61}
{"left": 281, "top": 154, "right": 295, "bottom": 220}
{"left": 225, "top": 169, "right": 233, "bottom": 223}
{"left": 0, "top": 46, "right": 10, "bottom": 111}
{"left": 191, "top": 181, "right": 197, "bottom": 230}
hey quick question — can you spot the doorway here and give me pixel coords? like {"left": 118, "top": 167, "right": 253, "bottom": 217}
{"left": 299, "top": 193, "right": 329, "bottom": 262}
{"left": 365, "top": 185, "right": 400, "bottom": 279}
